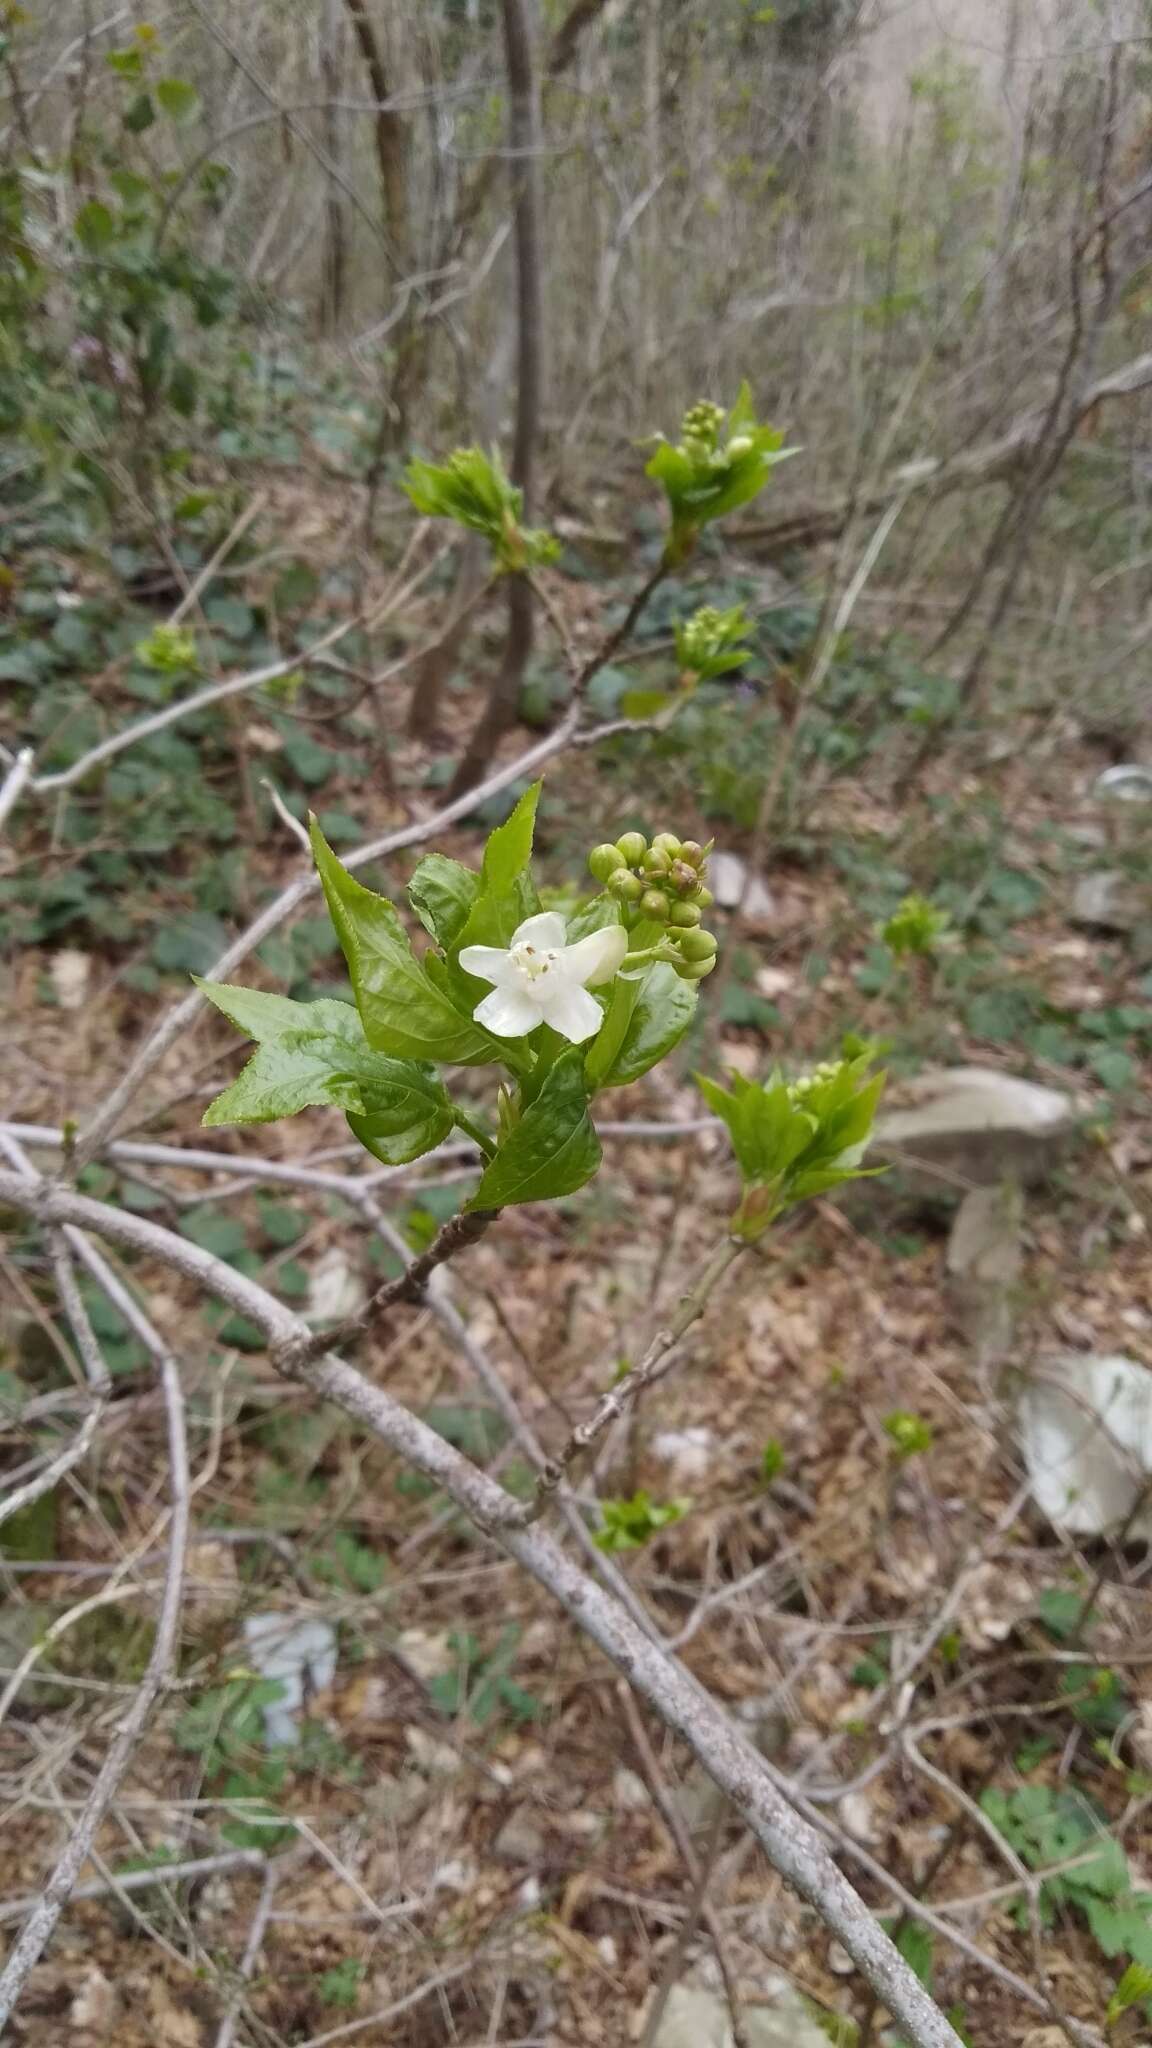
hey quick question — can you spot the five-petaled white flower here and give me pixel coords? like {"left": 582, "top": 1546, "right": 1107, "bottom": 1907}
{"left": 459, "top": 911, "right": 627, "bottom": 1045}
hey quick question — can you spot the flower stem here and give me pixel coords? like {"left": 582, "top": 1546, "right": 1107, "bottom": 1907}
{"left": 452, "top": 1104, "right": 496, "bottom": 1160}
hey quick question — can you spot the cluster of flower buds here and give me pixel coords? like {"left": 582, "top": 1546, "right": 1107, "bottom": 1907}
{"left": 586, "top": 830, "right": 718, "bottom": 981}
{"left": 786, "top": 1060, "right": 843, "bottom": 1107}
{"left": 679, "top": 398, "right": 726, "bottom": 458}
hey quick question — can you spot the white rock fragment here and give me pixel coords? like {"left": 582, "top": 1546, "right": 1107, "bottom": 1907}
{"left": 307, "top": 1246, "right": 366, "bottom": 1324}
{"left": 709, "top": 851, "right": 777, "bottom": 922}
{"left": 1019, "top": 1353, "right": 1152, "bottom": 1537}
{"left": 651, "top": 1426, "right": 717, "bottom": 1482}
{"left": 870, "top": 1067, "right": 1076, "bottom": 1189}
{"left": 243, "top": 1612, "right": 337, "bottom": 1745}
{"left": 50, "top": 948, "right": 91, "bottom": 1011}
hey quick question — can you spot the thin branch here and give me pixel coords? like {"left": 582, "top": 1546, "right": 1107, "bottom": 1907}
{"left": 285, "top": 1205, "right": 501, "bottom": 1370}
{"left": 618, "top": 1683, "right": 750, "bottom": 2048}
{"left": 514, "top": 1234, "right": 743, "bottom": 1522}
{"left": 0, "top": 1849, "right": 267, "bottom": 1927}
{"left": 28, "top": 539, "right": 439, "bottom": 795}
{"left": 212, "top": 1862, "right": 280, "bottom": 2048}
{"left": 0, "top": 746, "right": 34, "bottom": 836}
{"left": 0, "top": 1332, "right": 188, "bottom": 2026}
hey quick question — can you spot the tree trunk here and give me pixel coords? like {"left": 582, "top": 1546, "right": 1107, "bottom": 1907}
{"left": 448, "top": 0, "right": 543, "bottom": 801}
{"left": 319, "top": 0, "right": 347, "bottom": 334}
{"left": 341, "top": 0, "right": 416, "bottom": 442}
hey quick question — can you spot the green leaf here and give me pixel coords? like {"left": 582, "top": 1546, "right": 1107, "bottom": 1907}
{"left": 74, "top": 199, "right": 116, "bottom": 251}
{"left": 467, "top": 1049, "right": 600, "bottom": 1209}
{"left": 893, "top": 1920, "right": 934, "bottom": 1992}
{"left": 156, "top": 75, "right": 199, "bottom": 121}
{"left": 589, "top": 962, "right": 696, "bottom": 1090}
{"left": 1108, "top": 1961, "right": 1152, "bottom": 2024}
{"left": 596, "top": 1491, "right": 687, "bottom": 1552}
{"left": 407, "top": 853, "right": 480, "bottom": 950}
{"left": 309, "top": 820, "right": 496, "bottom": 1066}
{"left": 347, "top": 1067, "right": 455, "bottom": 1166}
{"left": 403, "top": 446, "right": 558, "bottom": 571}
{"left": 122, "top": 90, "right": 156, "bottom": 132}
{"left": 199, "top": 982, "right": 453, "bottom": 1160}
{"left": 621, "top": 687, "right": 676, "bottom": 718}
{"left": 454, "top": 781, "right": 541, "bottom": 953}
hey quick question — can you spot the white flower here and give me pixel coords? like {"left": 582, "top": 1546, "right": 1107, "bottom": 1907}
{"left": 459, "top": 911, "right": 627, "bottom": 1045}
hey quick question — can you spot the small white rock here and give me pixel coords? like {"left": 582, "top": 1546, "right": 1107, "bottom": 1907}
{"left": 242, "top": 1613, "right": 337, "bottom": 1745}
{"left": 1020, "top": 1353, "right": 1152, "bottom": 1537}
{"left": 709, "top": 850, "right": 777, "bottom": 921}
{"left": 50, "top": 948, "right": 91, "bottom": 1011}
{"left": 396, "top": 1627, "right": 454, "bottom": 1682}
{"left": 307, "top": 1246, "right": 366, "bottom": 1324}
{"left": 613, "top": 1766, "right": 650, "bottom": 1812}
{"left": 651, "top": 1426, "right": 716, "bottom": 1482}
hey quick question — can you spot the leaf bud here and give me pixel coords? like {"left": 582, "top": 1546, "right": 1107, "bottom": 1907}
{"left": 589, "top": 842, "right": 625, "bottom": 884}
{"left": 668, "top": 901, "right": 702, "bottom": 928}
{"left": 678, "top": 927, "right": 718, "bottom": 961}
{"left": 640, "top": 887, "right": 671, "bottom": 921}
{"left": 608, "top": 867, "right": 644, "bottom": 902}
{"left": 615, "top": 831, "right": 647, "bottom": 867}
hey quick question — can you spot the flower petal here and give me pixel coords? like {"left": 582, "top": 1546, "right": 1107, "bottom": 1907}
{"left": 458, "top": 944, "right": 517, "bottom": 988}
{"left": 473, "top": 986, "right": 542, "bottom": 1038}
{"left": 562, "top": 922, "right": 628, "bottom": 988}
{"left": 510, "top": 910, "right": 567, "bottom": 952}
{"left": 539, "top": 982, "right": 605, "bottom": 1045}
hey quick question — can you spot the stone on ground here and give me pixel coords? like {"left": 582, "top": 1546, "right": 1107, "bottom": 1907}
{"left": 1019, "top": 1352, "right": 1152, "bottom": 1537}
{"left": 869, "top": 1067, "right": 1076, "bottom": 1191}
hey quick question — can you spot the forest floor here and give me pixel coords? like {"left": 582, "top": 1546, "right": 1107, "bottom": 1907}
{"left": 3, "top": 515, "right": 1152, "bottom": 2048}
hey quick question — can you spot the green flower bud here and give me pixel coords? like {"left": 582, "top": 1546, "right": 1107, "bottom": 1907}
{"left": 609, "top": 867, "right": 644, "bottom": 902}
{"left": 679, "top": 841, "right": 705, "bottom": 868}
{"left": 678, "top": 927, "right": 718, "bottom": 961}
{"left": 690, "top": 884, "right": 714, "bottom": 909}
{"left": 589, "top": 842, "right": 625, "bottom": 884}
{"left": 677, "top": 954, "right": 717, "bottom": 981}
{"left": 726, "top": 434, "right": 754, "bottom": 458}
{"left": 669, "top": 901, "right": 702, "bottom": 928}
{"left": 642, "top": 846, "right": 672, "bottom": 875}
{"left": 651, "top": 832, "right": 682, "bottom": 860}
{"left": 669, "top": 859, "right": 699, "bottom": 894}
{"left": 615, "top": 831, "right": 647, "bottom": 867}
{"left": 640, "top": 887, "right": 671, "bottom": 921}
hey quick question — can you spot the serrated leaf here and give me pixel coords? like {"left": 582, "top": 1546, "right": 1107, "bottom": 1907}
{"left": 467, "top": 1049, "right": 600, "bottom": 1209}
{"left": 408, "top": 853, "right": 480, "bottom": 949}
{"left": 588, "top": 963, "right": 696, "bottom": 1090}
{"left": 199, "top": 982, "right": 453, "bottom": 1159}
{"left": 309, "top": 820, "right": 496, "bottom": 1066}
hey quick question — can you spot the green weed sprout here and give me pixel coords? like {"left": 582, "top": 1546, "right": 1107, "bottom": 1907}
{"left": 882, "top": 893, "right": 952, "bottom": 959}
